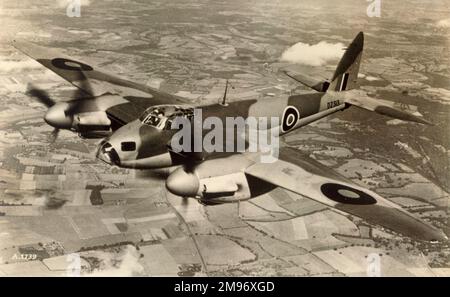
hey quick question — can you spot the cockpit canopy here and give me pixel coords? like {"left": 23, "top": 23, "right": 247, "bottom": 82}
{"left": 139, "top": 105, "right": 194, "bottom": 130}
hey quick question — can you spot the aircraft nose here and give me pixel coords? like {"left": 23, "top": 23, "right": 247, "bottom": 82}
{"left": 96, "top": 140, "right": 121, "bottom": 166}
{"left": 44, "top": 102, "right": 72, "bottom": 129}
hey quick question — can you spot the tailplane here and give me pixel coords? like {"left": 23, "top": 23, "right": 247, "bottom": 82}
{"left": 339, "top": 90, "right": 434, "bottom": 125}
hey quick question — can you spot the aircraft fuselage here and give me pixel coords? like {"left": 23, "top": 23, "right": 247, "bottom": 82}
{"left": 97, "top": 91, "right": 347, "bottom": 169}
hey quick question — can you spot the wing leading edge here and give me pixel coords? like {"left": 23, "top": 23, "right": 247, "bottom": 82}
{"left": 12, "top": 41, "right": 189, "bottom": 100}
{"left": 13, "top": 41, "right": 191, "bottom": 126}
{"left": 245, "top": 147, "right": 447, "bottom": 242}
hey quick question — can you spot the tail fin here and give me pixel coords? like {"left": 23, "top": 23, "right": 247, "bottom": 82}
{"left": 329, "top": 32, "right": 364, "bottom": 92}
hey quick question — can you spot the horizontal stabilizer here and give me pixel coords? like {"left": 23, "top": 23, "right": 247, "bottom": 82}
{"left": 340, "top": 90, "right": 433, "bottom": 125}
{"left": 284, "top": 70, "right": 329, "bottom": 92}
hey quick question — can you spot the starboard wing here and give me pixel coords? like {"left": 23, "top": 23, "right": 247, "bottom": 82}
{"left": 245, "top": 147, "right": 446, "bottom": 242}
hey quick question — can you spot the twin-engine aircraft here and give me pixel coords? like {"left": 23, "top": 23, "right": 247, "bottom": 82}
{"left": 14, "top": 32, "right": 447, "bottom": 242}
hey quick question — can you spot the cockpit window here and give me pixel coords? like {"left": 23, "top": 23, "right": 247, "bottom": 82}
{"left": 139, "top": 105, "right": 194, "bottom": 130}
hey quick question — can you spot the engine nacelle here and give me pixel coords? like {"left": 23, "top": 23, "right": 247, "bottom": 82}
{"left": 78, "top": 130, "right": 112, "bottom": 139}
{"left": 73, "top": 111, "right": 111, "bottom": 130}
{"left": 198, "top": 172, "right": 251, "bottom": 203}
{"left": 165, "top": 154, "right": 276, "bottom": 204}
{"left": 166, "top": 167, "right": 252, "bottom": 203}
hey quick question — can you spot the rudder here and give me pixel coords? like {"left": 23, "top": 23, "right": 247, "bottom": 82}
{"left": 329, "top": 32, "right": 364, "bottom": 92}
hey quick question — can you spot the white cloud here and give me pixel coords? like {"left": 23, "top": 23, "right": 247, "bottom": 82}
{"left": 281, "top": 41, "right": 345, "bottom": 66}
{"left": 423, "top": 87, "right": 450, "bottom": 105}
{"left": 436, "top": 18, "right": 450, "bottom": 28}
{"left": 366, "top": 75, "right": 381, "bottom": 81}
{"left": 0, "top": 60, "right": 41, "bottom": 73}
{"left": 87, "top": 246, "right": 145, "bottom": 277}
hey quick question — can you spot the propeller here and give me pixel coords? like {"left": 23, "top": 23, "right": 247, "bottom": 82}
{"left": 134, "top": 168, "right": 170, "bottom": 181}
{"left": 26, "top": 83, "right": 55, "bottom": 108}
{"left": 49, "top": 128, "right": 60, "bottom": 143}
{"left": 25, "top": 72, "right": 97, "bottom": 142}
{"left": 64, "top": 71, "right": 95, "bottom": 116}
{"left": 26, "top": 83, "right": 61, "bottom": 142}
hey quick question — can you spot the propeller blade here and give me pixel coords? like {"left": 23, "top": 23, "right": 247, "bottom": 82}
{"left": 65, "top": 71, "right": 96, "bottom": 116}
{"left": 50, "top": 128, "right": 60, "bottom": 143}
{"left": 76, "top": 70, "right": 95, "bottom": 97}
{"left": 26, "top": 83, "right": 56, "bottom": 108}
{"left": 134, "top": 169, "right": 169, "bottom": 181}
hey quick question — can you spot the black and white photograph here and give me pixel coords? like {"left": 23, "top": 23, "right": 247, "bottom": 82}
{"left": 0, "top": 0, "right": 449, "bottom": 282}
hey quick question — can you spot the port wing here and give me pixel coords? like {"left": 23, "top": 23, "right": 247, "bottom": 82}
{"left": 12, "top": 41, "right": 188, "bottom": 102}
